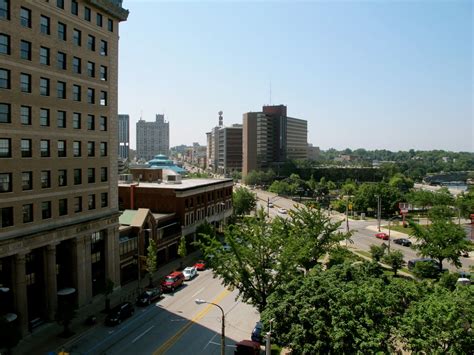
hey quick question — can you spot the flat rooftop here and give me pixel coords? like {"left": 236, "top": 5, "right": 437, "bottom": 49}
{"left": 119, "top": 178, "right": 233, "bottom": 190}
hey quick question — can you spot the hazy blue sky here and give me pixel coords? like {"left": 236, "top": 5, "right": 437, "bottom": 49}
{"left": 118, "top": 0, "right": 473, "bottom": 152}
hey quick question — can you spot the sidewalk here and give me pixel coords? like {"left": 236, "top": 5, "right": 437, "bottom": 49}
{"left": 12, "top": 251, "right": 202, "bottom": 355}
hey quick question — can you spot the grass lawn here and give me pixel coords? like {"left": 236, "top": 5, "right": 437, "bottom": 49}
{"left": 382, "top": 224, "right": 414, "bottom": 235}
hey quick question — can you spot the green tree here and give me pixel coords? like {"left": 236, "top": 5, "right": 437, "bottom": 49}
{"left": 382, "top": 250, "right": 405, "bottom": 275}
{"left": 370, "top": 244, "right": 386, "bottom": 262}
{"left": 145, "top": 238, "right": 158, "bottom": 287}
{"left": 232, "top": 187, "right": 257, "bottom": 216}
{"left": 195, "top": 220, "right": 216, "bottom": 243}
{"left": 178, "top": 235, "right": 187, "bottom": 259}
{"left": 455, "top": 190, "right": 474, "bottom": 219}
{"left": 389, "top": 173, "right": 414, "bottom": 193}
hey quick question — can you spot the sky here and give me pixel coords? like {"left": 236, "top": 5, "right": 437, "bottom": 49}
{"left": 118, "top": 0, "right": 473, "bottom": 152}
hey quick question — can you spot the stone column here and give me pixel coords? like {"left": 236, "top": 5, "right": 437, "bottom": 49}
{"left": 13, "top": 253, "right": 28, "bottom": 337}
{"left": 45, "top": 244, "right": 58, "bottom": 321}
{"left": 73, "top": 235, "right": 92, "bottom": 307}
{"left": 105, "top": 227, "right": 120, "bottom": 288}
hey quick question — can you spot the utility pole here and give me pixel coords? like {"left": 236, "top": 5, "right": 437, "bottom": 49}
{"left": 377, "top": 195, "right": 381, "bottom": 232}
{"left": 345, "top": 200, "right": 350, "bottom": 246}
{"left": 267, "top": 197, "right": 270, "bottom": 216}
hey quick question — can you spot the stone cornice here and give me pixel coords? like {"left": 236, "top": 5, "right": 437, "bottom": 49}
{"left": 86, "top": 0, "right": 129, "bottom": 21}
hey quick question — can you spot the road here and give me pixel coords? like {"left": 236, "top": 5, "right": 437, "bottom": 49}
{"left": 66, "top": 269, "right": 260, "bottom": 355}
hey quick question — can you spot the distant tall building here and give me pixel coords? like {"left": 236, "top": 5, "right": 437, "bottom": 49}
{"left": 118, "top": 114, "right": 130, "bottom": 159}
{"left": 242, "top": 105, "right": 307, "bottom": 176}
{"left": 206, "top": 112, "right": 242, "bottom": 175}
{"left": 136, "top": 114, "right": 170, "bottom": 161}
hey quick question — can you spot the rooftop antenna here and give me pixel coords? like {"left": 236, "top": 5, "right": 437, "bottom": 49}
{"left": 218, "top": 111, "right": 223, "bottom": 127}
{"left": 140, "top": 109, "right": 143, "bottom": 120}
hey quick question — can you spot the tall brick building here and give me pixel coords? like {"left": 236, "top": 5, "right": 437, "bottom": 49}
{"left": 0, "top": 0, "right": 128, "bottom": 336}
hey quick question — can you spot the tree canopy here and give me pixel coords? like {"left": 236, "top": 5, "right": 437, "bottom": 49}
{"left": 232, "top": 187, "right": 257, "bottom": 216}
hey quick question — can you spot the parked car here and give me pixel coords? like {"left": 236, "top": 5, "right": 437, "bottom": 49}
{"left": 161, "top": 271, "right": 185, "bottom": 292}
{"left": 461, "top": 250, "right": 470, "bottom": 257}
{"left": 251, "top": 321, "right": 263, "bottom": 343}
{"left": 136, "top": 287, "right": 162, "bottom": 306}
{"left": 375, "top": 232, "right": 389, "bottom": 240}
{"left": 267, "top": 202, "right": 274, "bottom": 208}
{"left": 105, "top": 302, "right": 134, "bottom": 326}
{"left": 183, "top": 266, "right": 197, "bottom": 280}
{"left": 407, "top": 258, "right": 439, "bottom": 270}
{"left": 277, "top": 208, "right": 287, "bottom": 214}
{"left": 234, "top": 340, "right": 261, "bottom": 355}
{"left": 194, "top": 260, "right": 206, "bottom": 271}
{"left": 393, "top": 238, "right": 412, "bottom": 247}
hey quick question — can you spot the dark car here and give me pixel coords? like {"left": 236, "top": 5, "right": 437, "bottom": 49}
{"left": 235, "top": 340, "right": 261, "bottom": 355}
{"left": 160, "top": 271, "right": 185, "bottom": 292}
{"left": 408, "top": 258, "right": 439, "bottom": 270}
{"left": 105, "top": 302, "right": 134, "bottom": 326}
{"left": 393, "top": 238, "right": 412, "bottom": 247}
{"left": 136, "top": 287, "right": 162, "bottom": 306}
{"left": 250, "top": 321, "right": 263, "bottom": 343}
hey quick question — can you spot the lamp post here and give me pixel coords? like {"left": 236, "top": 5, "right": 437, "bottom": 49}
{"left": 376, "top": 194, "right": 382, "bottom": 232}
{"left": 195, "top": 298, "right": 225, "bottom": 355}
{"left": 265, "top": 318, "right": 275, "bottom": 355}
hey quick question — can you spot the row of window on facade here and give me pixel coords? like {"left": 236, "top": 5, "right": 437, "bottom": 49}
{"left": 0, "top": 167, "right": 108, "bottom": 194}
{"left": 0, "top": 0, "right": 114, "bottom": 33}
{"left": 119, "top": 237, "right": 138, "bottom": 257}
{"left": 183, "top": 201, "right": 231, "bottom": 227}
{"left": 0, "top": 105, "right": 107, "bottom": 130}
{"left": 0, "top": 138, "right": 108, "bottom": 159}
{"left": 184, "top": 189, "right": 233, "bottom": 209}
{"left": 0, "top": 192, "right": 109, "bottom": 228}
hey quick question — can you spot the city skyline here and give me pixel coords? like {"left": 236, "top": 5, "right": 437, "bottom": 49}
{"left": 118, "top": 0, "right": 473, "bottom": 152}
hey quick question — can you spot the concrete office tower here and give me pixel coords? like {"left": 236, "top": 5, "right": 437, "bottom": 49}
{"left": 0, "top": 0, "right": 128, "bottom": 336}
{"left": 136, "top": 114, "right": 170, "bottom": 161}
{"left": 118, "top": 114, "right": 129, "bottom": 159}
{"left": 242, "top": 105, "right": 307, "bottom": 176}
{"left": 206, "top": 112, "right": 243, "bottom": 175}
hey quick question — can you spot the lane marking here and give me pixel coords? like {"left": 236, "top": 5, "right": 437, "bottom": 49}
{"left": 132, "top": 325, "right": 154, "bottom": 344}
{"left": 191, "top": 287, "right": 205, "bottom": 298}
{"left": 153, "top": 288, "right": 231, "bottom": 355}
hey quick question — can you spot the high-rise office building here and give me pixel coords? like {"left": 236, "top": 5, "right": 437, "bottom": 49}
{"left": 136, "top": 114, "right": 169, "bottom": 161}
{"left": 242, "top": 105, "right": 307, "bottom": 176}
{"left": 118, "top": 114, "right": 129, "bottom": 159}
{"left": 0, "top": 0, "right": 128, "bottom": 336}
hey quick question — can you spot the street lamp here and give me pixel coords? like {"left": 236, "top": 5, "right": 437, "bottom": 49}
{"left": 265, "top": 318, "right": 275, "bottom": 355}
{"left": 195, "top": 298, "right": 225, "bottom": 355}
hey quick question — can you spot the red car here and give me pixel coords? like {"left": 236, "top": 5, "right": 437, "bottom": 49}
{"left": 375, "top": 232, "right": 389, "bottom": 240}
{"left": 194, "top": 260, "right": 206, "bottom": 271}
{"left": 160, "top": 271, "right": 184, "bottom": 292}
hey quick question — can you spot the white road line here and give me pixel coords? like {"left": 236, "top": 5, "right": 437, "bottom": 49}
{"left": 131, "top": 325, "right": 154, "bottom": 344}
{"left": 191, "top": 287, "right": 205, "bottom": 298}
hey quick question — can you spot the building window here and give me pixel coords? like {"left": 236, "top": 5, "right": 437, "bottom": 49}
{"left": 57, "top": 140, "right": 66, "bottom": 157}
{"left": 100, "top": 142, "right": 107, "bottom": 157}
{"left": 20, "top": 7, "right": 31, "bottom": 28}
{"left": 0, "top": 33, "right": 10, "bottom": 54}
{"left": 40, "top": 15, "right": 50, "bottom": 35}
{"left": 0, "top": 68, "right": 9, "bottom": 89}
{"left": 20, "top": 40, "right": 31, "bottom": 60}
{"left": 59, "top": 199, "right": 67, "bottom": 216}
{"left": 74, "top": 168, "right": 81, "bottom": 185}
{"left": 73, "top": 141, "right": 81, "bottom": 157}
{"left": 0, "top": 103, "right": 9, "bottom": 123}
{"left": 88, "top": 194, "right": 95, "bottom": 210}
{"left": 87, "top": 141, "right": 95, "bottom": 157}
{"left": 40, "top": 139, "right": 50, "bottom": 157}
{"left": 58, "top": 22, "right": 66, "bottom": 40}
{"left": 88, "top": 168, "right": 95, "bottom": 183}
{"left": 58, "top": 169, "right": 67, "bottom": 186}
{"left": 73, "top": 29, "right": 81, "bottom": 46}
{"left": 71, "top": 0, "right": 78, "bottom": 16}
{"left": 20, "top": 73, "right": 31, "bottom": 93}
{"left": 84, "top": 6, "right": 91, "bottom": 21}
{"left": 21, "top": 106, "right": 31, "bottom": 125}
{"left": 0, "top": 0, "right": 9, "bottom": 20}
{"left": 40, "top": 46, "right": 50, "bottom": 65}
{"left": 96, "top": 13, "right": 103, "bottom": 27}
{"left": 57, "top": 81, "right": 66, "bottom": 99}
{"left": 20, "top": 139, "right": 31, "bottom": 157}
{"left": 101, "top": 192, "right": 108, "bottom": 207}
{"left": 22, "top": 204, "right": 33, "bottom": 223}
{"left": 0, "top": 138, "right": 10, "bottom": 157}
{"left": 99, "top": 65, "right": 107, "bottom": 81}
{"left": 40, "top": 108, "right": 50, "bottom": 126}
{"left": 73, "top": 85, "right": 81, "bottom": 101}
{"left": 41, "top": 170, "right": 51, "bottom": 188}
{"left": 87, "top": 34, "right": 95, "bottom": 51}
{"left": 0, "top": 173, "right": 11, "bottom": 192}
{"left": 100, "top": 167, "right": 107, "bottom": 182}
{"left": 100, "top": 91, "right": 107, "bottom": 106}
{"left": 87, "top": 61, "right": 95, "bottom": 77}
{"left": 41, "top": 201, "right": 51, "bottom": 219}
{"left": 57, "top": 51, "right": 66, "bottom": 69}
{"left": 108, "top": 18, "right": 113, "bottom": 32}
{"left": 99, "top": 116, "right": 107, "bottom": 131}
{"left": 22, "top": 171, "right": 32, "bottom": 190}
{"left": 87, "top": 115, "right": 95, "bottom": 130}
{"left": 57, "top": 110, "right": 66, "bottom": 128}
{"left": 73, "top": 112, "right": 81, "bottom": 129}
{"left": 57, "top": 0, "right": 64, "bottom": 9}
{"left": 74, "top": 196, "right": 82, "bottom": 213}
{"left": 40, "top": 77, "right": 50, "bottom": 96}
{"left": 87, "top": 88, "right": 95, "bottom": 104}
{"left": 0, "top": 207, "right": 13, "bottom": 228}
{"left": 72, "top": 56, "right": 81, "bottom": 73}
{"left": 100, "top": 40, "right": 107, "bottom": 56}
